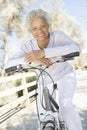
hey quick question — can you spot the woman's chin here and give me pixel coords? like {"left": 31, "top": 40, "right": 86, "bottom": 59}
{"left": 37, "top": 37, "right": 45, "bottom": 41}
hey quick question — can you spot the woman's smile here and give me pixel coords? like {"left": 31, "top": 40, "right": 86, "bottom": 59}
{"left": 30, "top": 18, "right": 49, "bottom": 42}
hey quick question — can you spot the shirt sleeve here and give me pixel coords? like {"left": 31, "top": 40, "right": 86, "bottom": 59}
{"left": 44, "top": 31, "right": 81, "bottom": 58}
{"left": 5, "top": 40, "right": 33, "bottom": 68}
{"left": 11, "top": 40, "right": 33, "bottom": 59}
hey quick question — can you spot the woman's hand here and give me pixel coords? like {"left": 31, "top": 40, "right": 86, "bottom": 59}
{"left": 24, "top": 50, "right": 45, "bottom": 63}
{"left": 33, "top": 58, "right": 52, "bottom": 66}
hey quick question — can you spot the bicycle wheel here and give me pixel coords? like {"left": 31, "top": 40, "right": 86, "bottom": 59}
{"left": 41, "top": 123, "right": 55, "bottom": 130}
{"left": 44, "top": 127, "right": 55, "bottom": 130}
{"left": 40, "top": 123, "right": 55, "bottom": 130}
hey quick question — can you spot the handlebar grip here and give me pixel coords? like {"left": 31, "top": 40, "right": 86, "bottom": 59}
{"left": 5, "top": 66, "right": 17, "bottom": 73}
{"left": 5, "top": 65, "right": 23, "bottom": 73}
{"left": 52, "top": 52, "right": 80, "bottom": 63}
{"left": 62, "top": 52, "right": 80, "bottom": 60}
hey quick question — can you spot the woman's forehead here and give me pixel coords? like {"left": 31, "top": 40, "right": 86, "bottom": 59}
{"left": 30, "top": 17, "right": 48, "bottom": 25}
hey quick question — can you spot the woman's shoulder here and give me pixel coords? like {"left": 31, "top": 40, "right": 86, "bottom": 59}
{"left": 51, "top": 30, "right": 65, "bottom": 36}
{"left": 20, "top": 37, "right": 37, "bottom": 51}
{"left": 22, "top": 37, "right": 36, "bottom": 46}
{"left": 51, "top": 30, "right": 70, "bottom": 41}
{"left": 26, "top": 37, "right": 36, "bottom": 44}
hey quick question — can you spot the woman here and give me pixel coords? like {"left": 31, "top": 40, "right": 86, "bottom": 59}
{"left": 6, "top": 9, "right": 83, "bottom": 130}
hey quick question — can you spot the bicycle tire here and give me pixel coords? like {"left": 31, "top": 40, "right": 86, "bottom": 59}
{"left": 44, "top": 127, "right": 55, "bottom": 130}
{"left": 40, "top": 122, "right": 55, "bottom": 130}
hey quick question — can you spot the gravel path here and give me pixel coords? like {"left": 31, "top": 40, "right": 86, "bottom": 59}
{"left": 0, "top": 101, "right": 38, "bottom": 130}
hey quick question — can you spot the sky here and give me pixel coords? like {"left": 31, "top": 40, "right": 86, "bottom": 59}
{"left": 64, "top": 0, "right": 87, "bottom": 35}
{"left": 7, "top": 0, "right": 87, "bottom": 57}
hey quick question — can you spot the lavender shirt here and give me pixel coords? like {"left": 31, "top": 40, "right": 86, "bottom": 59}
{"left": 6, "top": 30, "right": 80, "bottom": 82}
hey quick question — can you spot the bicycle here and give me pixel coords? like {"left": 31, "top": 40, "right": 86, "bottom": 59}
{"left": 5, "top": 52, "right": 79, "bottom": 130}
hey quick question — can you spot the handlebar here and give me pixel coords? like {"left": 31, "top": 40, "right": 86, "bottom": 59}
{"left": 5, "top": 52, "right": 80, "bottom": 74}
{"left": 62, "top": 51, "right": 79, "bottom": 60}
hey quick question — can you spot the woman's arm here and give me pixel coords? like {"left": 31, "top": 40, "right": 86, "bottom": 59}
{"left": 5, "top": 41, "right": 33, "bottom": 68}
{"left": 44, "top": 42, "right": 80, "bottom": 58}
{"left": 44, "top": 31, "right": 81, "bottom": 58}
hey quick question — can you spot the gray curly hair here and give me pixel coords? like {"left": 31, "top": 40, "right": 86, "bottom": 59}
{"left": 26, "top": 9, "right": 52, "bottom": 31}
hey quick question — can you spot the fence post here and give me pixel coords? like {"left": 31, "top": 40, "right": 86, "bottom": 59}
{"left": 22, "top": 73, "right": 30, "bottom": 107}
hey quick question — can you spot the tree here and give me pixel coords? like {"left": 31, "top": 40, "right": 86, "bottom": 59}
{"left": 0, "top": 32, "right": 8, "bottom": 75}
{"left": 0, "top": 0, "right": 35, "bottom": 75}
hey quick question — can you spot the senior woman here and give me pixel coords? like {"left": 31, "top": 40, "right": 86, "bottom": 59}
{"left": 6, "top": 9, "right": 83, "bottom": 130}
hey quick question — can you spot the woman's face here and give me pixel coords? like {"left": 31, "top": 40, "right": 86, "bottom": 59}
{"left": 30, "top": 17, "right": 49, "bottom": 42}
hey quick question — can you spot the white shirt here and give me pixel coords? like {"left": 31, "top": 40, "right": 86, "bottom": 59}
{"left": 6, "top": 30, "right": 80, "bottom": 82}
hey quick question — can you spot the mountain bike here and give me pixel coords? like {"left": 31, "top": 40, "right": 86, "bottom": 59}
{"left": 5, "top": 52, "right": 79, "bottom": 130}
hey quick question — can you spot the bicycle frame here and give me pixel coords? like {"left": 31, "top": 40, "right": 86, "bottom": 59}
{"left": 37, "top": 70, "right": 67, "bottom": 130}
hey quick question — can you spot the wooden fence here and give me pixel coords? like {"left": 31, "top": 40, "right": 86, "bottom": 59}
{"left": 0, "top": 72, "right": 37, "bottom": 123}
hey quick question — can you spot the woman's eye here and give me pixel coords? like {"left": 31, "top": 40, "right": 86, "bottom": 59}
{"left": 33, "top": 28, "right": 37, "bottom": 31}
{"left": 42, "top": 25, "right": 48, "bottom": 29}
{"left": 42, "top": 25, "right": 46, "bottom": 28}
{"left": 32, "top": 28, "right": 38, "bottom": 32}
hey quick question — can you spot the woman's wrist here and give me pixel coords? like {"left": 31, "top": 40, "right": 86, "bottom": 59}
{"left": 41, "top": 49, "right": 45, "bottom": 58}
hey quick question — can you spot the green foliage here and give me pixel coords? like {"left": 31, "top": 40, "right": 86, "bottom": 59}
{"left": 26, "top": 76, "right": 37, "bottom": 83}
{"left": 15, "top": 79, "right": 21, "bottom": 86}
{"left": 15, "top": 79, "right": 23, "bottom": 97}
{"left": 26, "top": 76, "right": 37, "bottom": 93}
{"left": 15, "top": 76, "right": 37, "bottom": 97}
{"left": 28, "top": 85, "right": 37, "bottom": 92}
